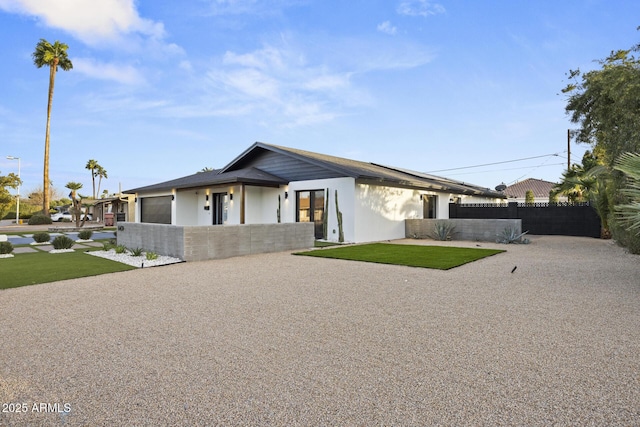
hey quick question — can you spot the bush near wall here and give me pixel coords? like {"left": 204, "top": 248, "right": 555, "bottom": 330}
{"left": 28, "top": 214, "right": 53, "bottom": 225}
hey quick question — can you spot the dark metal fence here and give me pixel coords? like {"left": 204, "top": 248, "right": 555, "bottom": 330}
{"left": 449, "top": 202, "right": 601, "bottom": 237}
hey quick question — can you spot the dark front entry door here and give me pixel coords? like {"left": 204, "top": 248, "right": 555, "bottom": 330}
{"left": 423, "top": 195, "right": 437, "bottom": 219}
{"left": 212, "top": 193, "right": 226, "bottom": 225}
{"left": 297, "top": 190, "right": 325, "bottom": 239}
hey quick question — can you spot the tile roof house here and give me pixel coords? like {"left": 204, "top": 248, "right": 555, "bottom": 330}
{"left": 503, "top": 178, "right": 567, "bottom": 203}
{"left": 126, "top": 142, "right": 506, "bottom": 243}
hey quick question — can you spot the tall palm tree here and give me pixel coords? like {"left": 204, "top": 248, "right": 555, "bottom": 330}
{"left": 33, "top": 39, "right": 73, "bottom": 215}
{"left": 95, "top": 165, "right": 108, "bottom": 197}
{"left": 86, "top": 159, "right": 99, "bottom": 199}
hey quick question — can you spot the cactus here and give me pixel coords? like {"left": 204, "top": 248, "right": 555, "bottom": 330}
{"left": 323, "top": 188, "right": 329, "bottom": 239}
{"left": 277, "top": 194, "right": 281, "bottom": 223}
{"left": 335, "top": 189, "right": 344, "bottom": 243}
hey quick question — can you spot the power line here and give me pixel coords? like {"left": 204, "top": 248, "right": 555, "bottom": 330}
{"left": 425, "top": 153, "right": 562, "bottom": 173}
{"left": 446, "top": 162, "right": 565, "bottom": 176}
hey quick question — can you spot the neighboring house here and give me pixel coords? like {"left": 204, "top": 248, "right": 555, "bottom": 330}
{"left": 125, "top": 142, "right": 505, "bottom": 243}
{"left": 92, "top": 193, "right": 135, "bottom": 224}
{"left": 503, "top": 178, "right": 567, "bottom": 203}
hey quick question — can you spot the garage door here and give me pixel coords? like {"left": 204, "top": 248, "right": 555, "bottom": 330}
{"left": 140, "top": 196, "right": 172, "bottom": 224}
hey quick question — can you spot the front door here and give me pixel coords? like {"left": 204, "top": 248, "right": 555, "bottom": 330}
{"left": 297, "top": 190, "right": 325, "bottom": 239}
{"left": 423, "top": 195, "right": 437, "bottom": 219}
{"left": 212, "top": 193, "right": 227, "bottom": 225}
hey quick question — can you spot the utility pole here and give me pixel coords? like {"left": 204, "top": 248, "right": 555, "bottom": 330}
{"left": 567, "top": 129, "right": 571, "bottom": 170}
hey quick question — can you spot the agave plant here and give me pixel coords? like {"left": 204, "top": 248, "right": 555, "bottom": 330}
{"left": 432, "top": 220, "right": 456, "bottom": 241}
{"left": 496, "top": 227, "right": 529, "bottom": 244}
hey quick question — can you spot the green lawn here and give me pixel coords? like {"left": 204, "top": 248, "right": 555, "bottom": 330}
{"left": 0, "top": 250, "right": 136, "bottom": 290}
{"left": 295, "top": 243, "right": 505, "bottom": 270}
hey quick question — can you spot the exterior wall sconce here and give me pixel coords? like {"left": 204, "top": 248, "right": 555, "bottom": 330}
{"left": 134, "top": 197, "right": 137, "bottom": 202}
{"left": 285, "top": 191, "right": 288, "bottom": 199}
{"left": 230, "top": 193, "right": 233, "bottom": 200}
{"left": 205, "top": 194, "right": 209, "bottom": 201}
{"left": 171, "top": 195, "right": 175, "bottom": 201}
{"left": 419, "top": 194, "right": 423, "bottom": 201}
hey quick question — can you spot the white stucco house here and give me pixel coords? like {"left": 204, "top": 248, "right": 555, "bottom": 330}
{"left": 125, "top": 142, "right": 505, "bottom": 243}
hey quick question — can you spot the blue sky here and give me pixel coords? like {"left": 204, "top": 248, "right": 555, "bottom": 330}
{"left": 1, "top": 0, "right": 639, "bottom": 198}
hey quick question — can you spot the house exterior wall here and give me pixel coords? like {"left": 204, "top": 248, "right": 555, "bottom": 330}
{"left": 354, "top": 184, "right": 423, "bottom": 242}
{"left": 287, "top": 177, "right": 355, "bottom": 242}
{"left": 176, "top": 191, "right": 198, "bottom": 225}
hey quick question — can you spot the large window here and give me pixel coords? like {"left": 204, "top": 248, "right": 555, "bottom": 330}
{"left": 297, "top": 190, "right": 325, "bottom": 239}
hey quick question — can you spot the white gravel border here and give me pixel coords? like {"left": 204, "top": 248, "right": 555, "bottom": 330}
{"left": 86, "top": 249, "right": 183, "bottom": 268}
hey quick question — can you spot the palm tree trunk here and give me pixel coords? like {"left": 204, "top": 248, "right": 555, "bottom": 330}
{"left": 43, "top": 60, "right": 57, "bottom": 216}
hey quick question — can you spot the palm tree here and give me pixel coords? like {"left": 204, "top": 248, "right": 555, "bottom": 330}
{"left": 86, "top": 159, "right": 99, "bottom": 199}
{"left": 65, "top": 181, "right": 84, "bottom": 227}
{"left": 614, "top": 152, "right": 640, "bottom": 234}
{"left": 33, "top": 39, "right": 73, "bottom": 215}
{"left": 95, "top": 165, "right": 108, "bottom": 197}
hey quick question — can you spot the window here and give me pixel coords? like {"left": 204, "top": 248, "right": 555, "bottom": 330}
{"left": 297, "top": 190, "right": 325, "bottom": 239}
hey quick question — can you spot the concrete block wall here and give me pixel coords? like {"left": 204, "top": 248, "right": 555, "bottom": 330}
{"left": 118, "top": 222, "right": 314, "bottom": 262}
{"left": 117, "top": 222, "right": 185, "bottom": 259}
{"left": 405, "top": 218, "right": 522, "bottom": 242}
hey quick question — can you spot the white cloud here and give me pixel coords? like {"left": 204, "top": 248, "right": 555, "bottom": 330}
{"left": 377, "top": 21, "right": 397, "bottom": 35}
{"left": 397, "top": 0, "right": 445, "bottom": 17}
{"left": 0, "top": 0, "right": 166, "bottom": 45}
{"left": 206, "top": 0, "right": 305, "bottom": 15}
{"left": 73, "top": 57, "right": 145, "bottom": 85}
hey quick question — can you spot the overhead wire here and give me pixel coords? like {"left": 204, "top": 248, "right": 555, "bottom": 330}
{"left": 425, "top": 152, "right": 563, "bottom": 173}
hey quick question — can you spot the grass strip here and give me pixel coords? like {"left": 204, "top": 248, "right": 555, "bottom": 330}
{"left": 0, "top": 250, "right": 136, "bottom": 289}
{"left": 295, "top": 243, "right": 505, "bottom": 270}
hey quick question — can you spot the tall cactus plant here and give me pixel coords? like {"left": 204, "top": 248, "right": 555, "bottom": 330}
{"left": 323, "top": 188, "right": 329, "bottom": 239}
{"left": 277, "top": 194, "right": 281, "bottom": 223}
{"left": 335, "top": 189, "right": 344, "bottom": 243}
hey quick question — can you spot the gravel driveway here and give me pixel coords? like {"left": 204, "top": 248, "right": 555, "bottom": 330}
{"left": 1, "top": 235, "right": 639, "bottom": 426}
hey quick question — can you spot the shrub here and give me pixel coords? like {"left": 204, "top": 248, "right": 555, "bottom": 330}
{"left": 52, "top": 235, "right": 75, "bottom": 250}
{"left": 610, "top": 217, "right": 640, "bottom": 254}
{"left": 28, "top": 214, "right": 53, "bottom": 225}
{"left": 78, "top": 230, "right": 93, "bottom": 240}
{"left": 115, "top": 245, "right": 127, "bottom": 254}
{"left": 0, "top": 241, "right": 14, "bottom": 254}
{"left": 145, "top": 251, "right": 158, "bottom": 260}
{"left": 431, "top": 220, "right": 456, "bottom": 241}
{"left": 32, "top": 232, "right": 51, "bottom": 243}
{"left": 130, "top": 247, "right": 144, "bottom": 257}
{"left": 102, "top": 242, "right": 113, "bottom": 251}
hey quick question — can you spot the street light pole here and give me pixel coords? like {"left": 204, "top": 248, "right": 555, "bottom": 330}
{"left": 6, "top": 156, "right": 20, "bottom": 225}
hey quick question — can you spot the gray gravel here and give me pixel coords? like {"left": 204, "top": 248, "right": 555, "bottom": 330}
{"left": 1, "top": 235, "right": 639, "bottom": 426}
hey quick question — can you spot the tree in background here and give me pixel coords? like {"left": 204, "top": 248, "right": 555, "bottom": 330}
{"left": 525, "top": 190, "right": 535, "bottom": 205}
{"left": 65, "top": 181, "right": 85, "bottom": 227}
{"left": 0, "top": 171, "right": 21, "bottom": 220}
{"left": 33, "top": 39, "right": 73, "bottom": 216}
{"left": 563, "top": 48, "right": 640, "bottom": 165}
{"left": 562, "top": 35, "right": 640, "bottom": 249}
{"left": 86, "top": 159, "right": 99, "bottom": 199}
{"left": 95, "top": 165, "right": 108, "bottom": 197}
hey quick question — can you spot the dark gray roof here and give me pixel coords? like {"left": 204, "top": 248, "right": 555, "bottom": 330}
{"left": 222, "top": 142, "right": 505, "bottom": 197}
{"left": 125, "top": 167, "right": 287, "bottom": 193}
{"left": 127, "top": 142, "right": 505, "bottom": 198}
